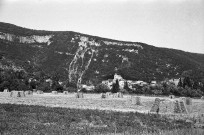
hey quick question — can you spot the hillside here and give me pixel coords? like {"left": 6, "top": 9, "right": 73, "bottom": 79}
{"left": 0, "top": 22, "right": 204, "bottom": 86}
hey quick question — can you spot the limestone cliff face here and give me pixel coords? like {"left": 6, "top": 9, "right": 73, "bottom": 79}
{"left": 0, "top": 32, "right": 52, "bottom": 45}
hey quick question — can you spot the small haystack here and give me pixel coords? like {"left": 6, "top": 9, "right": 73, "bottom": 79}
{"left": 36, "top": 90, "right": 43, "bottom": 94}
{"left": 105, "top": 92, "right": 111, "bottom": 98}
{"left": 105, "top": 92, "right": 111, "bottom": 97}
{"left": 76, "top": 92, "right": 84, "bottom": 98}
{"left": 112, "top": 92, "right": 123, "bottom": 98}
{"left": 112, "top": 93, "right": 117, "bottom": 98}
{"left": 10, "top": 91, "right": 25, "bottom": 97}
{"left": 180, "top": 97, "right": 192, "bottom": 105}
{"left": 3, "top": 89, "right": 9, "bottom": 92}
{"left": 150, "top": 98, "right": 161, "bottom": 113}
{"left": 131, "top": 96, "right": 141, "bottom": 105}
{"left": 52, "top": 91, "right": 58, "bottom": 94}
{"left": 173, "top": 100, "right": 182, "bottom": 113}
{"left": 101, "top": 93, "right": 106, "bottom": 98}
{"left": 201, "top": 96, "right": 204, "bottom": 100}
{"left": 185, "top": 97, "right": 192, "bottom": 105}
{"left": 150, "top": 98, "right": 189, "bottom": 114}
{"left": 25, "top": 90, "right": 33, "bottom": 95}
{"left": 63, "top": 91, "right": 68, "bottom": 95}
{"left": 179, "top": 100, "right": 188, "bottom": 113}
{"left": 117, "top": 92, "right": 123, "bottom": 98}
{"left": 33, "top": 89, "right": 37, "bottom": 93}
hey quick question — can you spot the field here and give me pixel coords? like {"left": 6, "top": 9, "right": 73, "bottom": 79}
{"left": 0, "top": 92, "right": 204, "bottom": 134}
{"left": 1, "top": 92, "right": 204, "bottom": 115}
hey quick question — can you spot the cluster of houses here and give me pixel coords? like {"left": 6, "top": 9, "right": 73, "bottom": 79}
{"left": 101, "top": 73, "right": 180, "bottom": 90}
{"left": 29, "top": 73, "right": 180, "bottom": 92}
{"left": 102, "top": 73, "right": 148, "bottom": 90}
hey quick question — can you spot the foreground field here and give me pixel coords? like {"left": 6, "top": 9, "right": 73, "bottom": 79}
{"left": 0, "top": 103, "right": 203, "bottom": 135}
{"left": 1, "top": 92, "right": 204, "bottom": 134}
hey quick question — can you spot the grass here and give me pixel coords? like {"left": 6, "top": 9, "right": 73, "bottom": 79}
{"left": 1, "top": 103, "right": 203, "bottom": 135}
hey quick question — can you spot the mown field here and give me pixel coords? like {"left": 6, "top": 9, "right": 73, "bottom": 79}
{"left": 0, "top": 92, "right": 204, "bottom": 114}
{"left": 0, "top": 103, "right": 202, "bottom": 135}
{"left": 0, "top": 92, "right": 204, "bottom": 135}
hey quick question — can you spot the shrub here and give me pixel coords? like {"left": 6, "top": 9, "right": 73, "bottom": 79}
{"left": 38, "top": 82, "right": 51, "bottom": 92}
{"left": 142, "top": 85, "right": 152, "bottom": 95}
{"left": 95, "top": 83, "right": 110, "bottom": 93}
{"left": 52, "top": 82, "right": 63, "bottom": 92}
{"left": 66, "top": 87, "right": 77, "bottom": 92}
{"left": 111, "top": 79, "right": 120, "bottom": 93}
{"left": 190, "top": 89, "right": 203, "bottom": 97}
{"left": 152, "top": 89, "right": 163, "bottom": 95}
{"left": 123, "top": 81, "right": 132, "bottom": 93}
{"left": 80, "top": 88, "right": 87, "bottom": 93}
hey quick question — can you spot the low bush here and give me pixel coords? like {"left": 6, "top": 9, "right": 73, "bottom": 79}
{"left": 66, "top": 87, "right": 77, "bottom": 92}
{"left": 95, "top": 83, "right": 111, "bottom": 93}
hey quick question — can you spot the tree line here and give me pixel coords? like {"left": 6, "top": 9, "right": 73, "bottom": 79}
{"left": 0, "top": 68, "right": 204, "bottom": 97}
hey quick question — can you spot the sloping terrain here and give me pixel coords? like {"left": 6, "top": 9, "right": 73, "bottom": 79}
{"left": 0, "top": 22, "right": 204, "bottom": 85}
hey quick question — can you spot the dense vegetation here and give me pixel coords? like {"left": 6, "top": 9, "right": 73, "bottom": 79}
{"left": 0, "top": 65, "right": 203, "bottom": 98}
{"left": 0, "top": 22, "right": 204, "bottom": 97}
{"left": 0, "top": 104, "right": 197, "bottom": 135}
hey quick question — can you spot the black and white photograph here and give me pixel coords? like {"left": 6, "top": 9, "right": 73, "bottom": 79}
{"left": 0, "top": 0, "right": 204, "bottom": 134}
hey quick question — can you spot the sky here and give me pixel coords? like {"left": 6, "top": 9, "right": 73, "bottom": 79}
{"left": 0, "top": 0, "right": 204, "bottom": 54}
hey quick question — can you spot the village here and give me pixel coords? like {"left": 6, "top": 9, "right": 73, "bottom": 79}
{"left": 80, "top": 73, "right": 180, "bottom": 92}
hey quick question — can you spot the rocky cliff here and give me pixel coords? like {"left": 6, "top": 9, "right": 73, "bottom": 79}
{"left": 0, "top": 22, "right": 204, "bottom": 87}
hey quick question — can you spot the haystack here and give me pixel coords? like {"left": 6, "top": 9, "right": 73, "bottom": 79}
{"left": 63, "top": 91, "right": 68, "bottom": 95}
{"left": 131, "top": 96, "right": 141, "bottom": 105}
{"left": 180, "top": 97, "right": 192, "bottom": 105}
{"left": 112, "top": 93, "right": 117, "bottom": 98}
{"left": 101, "top": 93, "right": 106, "bottom": 98}
{"left": 150, "top": 98, "right": 161, "bottom": 113}
{"left": 201, "top": 96, "right": 204, "bottom": 100}
{"left": 105, "top": 92, "right": 111, "bottom": 97}
{"left": 3, "top": 89, "right": 9, "bottom": 92}
{"left": 52, "top": 91, "right": 58, "bottom": 94}
{"left": 150, "top": 98, "right": 188, "bottom": 114}
{"left": 112, "top": 92, "right": 123, "bottom": 98}
{"left": 179, "top": 100, "right": 188, "bottom": 113}
{"left": 36, "top": 90, "right": 43, "bottom": 94}
{"left": 25, "top": 90, "right": 33, "bottom": 95}
{"left": 10, "top": 91, "right": 25, "bottom": 97}
{"left": 173, "top": 100, "right": 182, "bottom": 113}
{"left": 117, "top": 92, "right": 123, "bottom": 98}
{"left": 33, "top": 89, "right": 37, "bottom": 93}
{"left": 185, "top": 97, "right": 192, "bottom": 105}
{"left": 76, "top": 92, "right": 84, "bottom": 98}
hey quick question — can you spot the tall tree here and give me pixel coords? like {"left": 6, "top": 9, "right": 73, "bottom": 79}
{"left": 177, "top": 78, "right": 183, "bottom": 87}
{"left": 111, "top": 79, "right": 119, "bottom": 93}
{"left": 124, "top": 81, "right": 132, "bottom": 93}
